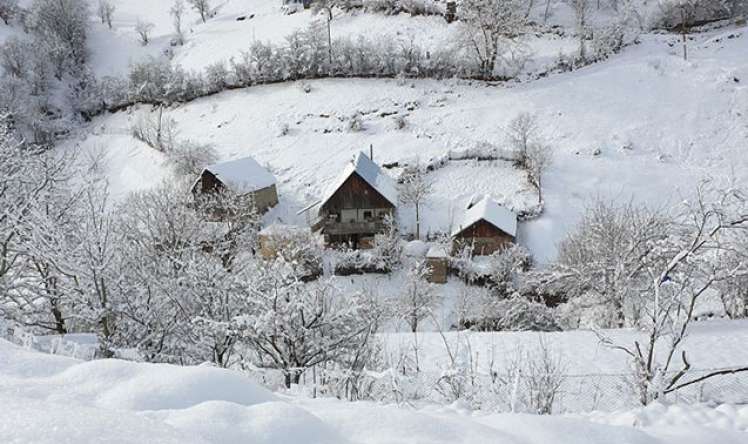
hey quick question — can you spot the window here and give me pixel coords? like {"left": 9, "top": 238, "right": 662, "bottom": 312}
{"left": 363, "top": 210, "right": 373, "bottom": 220}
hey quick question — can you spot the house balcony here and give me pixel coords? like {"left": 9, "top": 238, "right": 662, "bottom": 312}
{"left": 317, "top": 220, "right": 387, "bottom": 236}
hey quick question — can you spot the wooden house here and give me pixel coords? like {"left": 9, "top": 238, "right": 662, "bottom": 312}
{"left": 312, "top": 152, "right": 397, "bottom": 248}
{"left": 452, "top": 197, "right": 517, "bottom": 256}
{"left": 191, "top": 156, "right": 279, "bottom": 214}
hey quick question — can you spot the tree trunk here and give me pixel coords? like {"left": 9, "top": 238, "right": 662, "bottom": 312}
{"left": 51, "top": 302, "right": 67, "bottom": 335}
{"left": 284, "top": 369, "right": 303, "bottom": 388}
{"left": 681, "top": 10, "right": 688, "bottom": 61}
{"left": 326, "top": 14, "right": 333, "bottom": 66}
{"left": 415, "top": 203, "right": 420, "bottom": 240}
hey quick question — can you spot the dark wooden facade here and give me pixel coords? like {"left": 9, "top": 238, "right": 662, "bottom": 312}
{"left": 317, "top": 172, "right": 395, "bottom": 248}
{"left": 195, "top": 170, "right": 224, "bottom": 194}
{"left": 453, "top": 220, "right": 514, "bottom": 256}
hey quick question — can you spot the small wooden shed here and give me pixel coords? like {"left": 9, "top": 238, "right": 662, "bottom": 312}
{"left": 426, "top": 245, "right": 449, "bottom": 284}
{"left": 191, "top": 156, "right": 279, "bottom": 214}
{"left": 452, "top": 197, "right": 517, "bottom": 256}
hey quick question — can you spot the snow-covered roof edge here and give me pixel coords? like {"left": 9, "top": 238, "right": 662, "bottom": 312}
{"left": 451, "top": 197, "right": 517, "bottom": 238}
{"left": 318, "top": 151, "right": 398, "bottom": 209}
{"left": 195, "top": 155, "right": 277, "bottom": 195}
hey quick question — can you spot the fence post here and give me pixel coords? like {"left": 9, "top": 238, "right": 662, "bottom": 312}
{"left": 313, "top": 365, "right": 317, "bottom": 399}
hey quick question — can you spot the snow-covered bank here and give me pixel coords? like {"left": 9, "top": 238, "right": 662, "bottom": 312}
{"left": 1, "top": 338, "right": 746, "bottom": 444}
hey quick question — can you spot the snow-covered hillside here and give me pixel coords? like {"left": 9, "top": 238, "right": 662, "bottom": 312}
{"left": 2, "top": 337, "right": 747, "bottom": 444}
{"left": 67, "top": 26, "right": 748, "bottom": 261}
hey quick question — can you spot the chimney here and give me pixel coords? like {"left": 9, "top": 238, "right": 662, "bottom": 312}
{"left": 369, "top": 144, "right": 374, "bottom": 162}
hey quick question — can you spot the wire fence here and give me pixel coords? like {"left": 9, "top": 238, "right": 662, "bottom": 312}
{"left": 7, "top": 330, "right": 747, "bottom": 413}
{"left": 283, "top": 366, "right": 748, "bottom": 413}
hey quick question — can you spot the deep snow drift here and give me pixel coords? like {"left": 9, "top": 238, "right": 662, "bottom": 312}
{"left": 1, "top": 338, "right": 746, "bottom": 444}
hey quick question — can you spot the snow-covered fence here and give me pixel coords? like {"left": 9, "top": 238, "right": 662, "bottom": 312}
{"left": 4, "top": 329, "right": 99, "bottom": 361}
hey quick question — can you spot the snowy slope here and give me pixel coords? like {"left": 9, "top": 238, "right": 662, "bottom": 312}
{"left": 65, "top": 26, "right": 748, "bottom": 261}
{"left": 80, "top": 0, "right": 582, "bottom": 75}
{"left": 1, "top": 338, "right": 747, "bottom": 444}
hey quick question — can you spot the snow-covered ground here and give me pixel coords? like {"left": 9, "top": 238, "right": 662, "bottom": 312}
{"left": 2, "top": 337, "right": 747, "bottom": 444}
{"left": 66, "top": 25, "right": 748, "bottom": 261}
{"left": 381, "top": 319, "right": 748, "bottom": 375}
{"left": 77, "top": 0, "right": 584, "bottom": 75}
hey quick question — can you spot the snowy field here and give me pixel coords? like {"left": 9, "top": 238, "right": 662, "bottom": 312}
{"left": 2, "top": 337, "right": 748, "bottom": 444}
{"left": 65, "top": 25, "right": 748, "bottom": 261}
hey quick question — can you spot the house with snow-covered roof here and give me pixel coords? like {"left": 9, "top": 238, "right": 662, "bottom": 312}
{"left": 312, "top": 151, "right": 397, "bottom": 249}
{"left": 451, "top": 196, "right": 517, "bottom": 256}
{"left": 191, "top": 156, "right": 279, "bottom": 214}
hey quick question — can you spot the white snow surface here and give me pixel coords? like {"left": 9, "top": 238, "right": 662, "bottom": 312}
{"left": 2, "top": 337, "right": 748, "bottom": 444}
{"left": 452, "top": 196, "right": 518, "bottom": 237}
{"left": 201, "top": 155, "right": 277, "bottom": 194}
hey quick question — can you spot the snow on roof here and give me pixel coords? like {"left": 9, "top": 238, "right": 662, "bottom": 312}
{"left": 404, "top": 240, "right": 429, "bottom": 257}
{"left": 319, "top": 151, "right": 398, "bottom": 208}
{"left": 426, "top": 245, "right": 448, "bottom": 258}
{"left": 201, "top": 156, "right": 276, "bottom": 194}
{"left": 451, "top": 197, "right": 517, "bottom": 238}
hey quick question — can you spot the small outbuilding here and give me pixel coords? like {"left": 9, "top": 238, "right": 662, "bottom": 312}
{"left": 426, "top": 245, "right": 449, "bottom": 284}
{"left": 191, "top": 156, "right": 279, "bottom": 214}
{"left": 451, "top": 197, "right": 517, "bottom": 256}
{"left": 312, "top": 151, "right": 398, "bottom": 249}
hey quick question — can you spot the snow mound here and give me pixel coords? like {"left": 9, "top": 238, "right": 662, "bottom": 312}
{"left": 583, "top": 402, "right": 748, "bottom": 432}
{"left": 47, "top": 359, "right": 277, "bottom": 411}
{"left": 2, "top": 337, "right": 748, "bottom": 443}
{"left": 0, "top": 396, "right": 197, "bottom": 444}
{"left": 0, "top": 339, "right": 78, "bottom": 378}
{"left": 150, "top": 400, "right": 348, "bottom": 444}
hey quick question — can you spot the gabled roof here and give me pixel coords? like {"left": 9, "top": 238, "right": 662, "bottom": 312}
{"left": 198, "top": 156, "right": 276, "bottom": 194}
{"left": 452, "top": 197, "right": 517, "bottom": 238}
{"left": 319, "top": 151, "right": 398, "bottom": 208}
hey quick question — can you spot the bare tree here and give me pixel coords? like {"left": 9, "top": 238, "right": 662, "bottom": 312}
{"left": 523, "top": 335, "right": 566, "bottom": 414}
{"left": 398, "top": 164, "right": 433, "bottom": 240}
{"left": 567, "top": 0, "right": 592, "bottom": 62}
{"left": 131, "top": 106, "right": 179, "bottom": 152}
{"left": 397, "top": 259, "right": 440, "bottom": 333}
{"left": 170, "top": 0, "right": 186, "bottom": 45}
{"left": 188, "top": 0, "right": 211, "bottom": 24}
{"left": 659, "top": 0, "right": 730, "bottom": 61}
{"left": 600, "top": 183, "right": 748, "bottom": 404}
{"left": 526, "top": 142, "right": 552, "bottom": 204}
{"left": 715, "top": 230, "right": 748, "bottom": 318}
{"left": 97, "top": 0, "right": 115, "bottom": 29}
{"left": 0, "top": 0, "right": 18, "bottom": 25}
{"left": 67, "top": 179, "right": 121, "bottom": 358}
{"left": 237, "top": 259, "right": 374, "bottom": 388}
{"left": 135, "top": 18, "right": 155, "bottom": 46}
{"left": 554, "top": 200, "right": 672, "bottom": 328}
{"left": 507, "top": 112, "right": 540, "bottom": 169}
{"left": 166, "top": 140, "right": 218, "bottom": 176}
{"left": 311, "top": 0, "right": 339, "bottom": 65}
{"left": 29, "top": 0, "right": 90, "bottom": 76}
{"left": 459, "top": 0, "right": 528, "bottom": 79}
